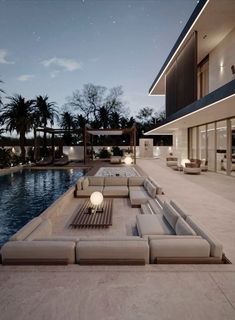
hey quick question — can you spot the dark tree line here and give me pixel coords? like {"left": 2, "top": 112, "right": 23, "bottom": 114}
{"left": 0, "top": 80, "right": 167, "bottom": 161}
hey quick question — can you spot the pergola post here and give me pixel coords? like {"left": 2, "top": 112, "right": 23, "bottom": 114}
{"left": 133, "top": 124, "right": 137, "bottom": 164}
{"left": 84, "top": 126, "right": 87, "bottom": 164}
{"left": 51, "top": 132, "right": 55, "bottom": 162}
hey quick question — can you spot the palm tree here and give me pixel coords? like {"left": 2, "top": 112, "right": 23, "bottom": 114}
{"left": 60, "top": 111, "right": 76, "bottom": 145}
{"left": 0, "top": 80, "right": 5, "bottom": 105}
{"left": 34, "top": 95, "right": 58, "bottom": 154}
{"left": 0, "top": 95, "right": 34, "bottom": 161}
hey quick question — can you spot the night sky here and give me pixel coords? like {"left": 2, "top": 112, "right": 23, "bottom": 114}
{"left": 0, "top": 0, "right": 198, "bottom": 116}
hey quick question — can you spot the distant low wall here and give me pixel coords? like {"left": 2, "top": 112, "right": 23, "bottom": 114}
{"left": 4, "top": 145, "right": 174, "bottom": 161}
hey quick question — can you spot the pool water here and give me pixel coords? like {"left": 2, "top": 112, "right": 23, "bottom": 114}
{"left": 0, "top": 168, "right": 87, "bottom": 246}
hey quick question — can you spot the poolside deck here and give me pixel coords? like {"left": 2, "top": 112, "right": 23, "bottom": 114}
{"left": 1, "top": 159, "right": 235, "bottom": 320}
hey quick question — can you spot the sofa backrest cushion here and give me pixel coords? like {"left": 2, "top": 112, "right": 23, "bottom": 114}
{"left": 128, "top": 176, "right": 145, "bottom": 186}
{"left": 76, "top": 177, "right": 84, "bottom": 191}
{"left": 26, "top": 219, "right": 52, "bottom": 241}
{"left": 88, "top": 176, "right": 104, "bottom": 186}
{"left": 175, "top": 217, "right": 196, "bottom": 235}
{"left": 10, "top": 217, "right": 42, "bottom": 241}
{"left": 144, "top": 179, "right": 156, "bottom": 198}
{"left": 82, "top": 177, "right": 89, "bottom": 189}
{"left": 186, "top": 216, "right": 223, "bottom": 259}
{"left": 104, "top": 177, "right": 128, "bottom": 186}
{"left": 162, "top": 202, "right": 181, "bottom": 229}
{"left": 169, "top": 200, "right": 189, "bottom": 220}
{"left": 149, "top": 177, "right": 163, "bottom": 195}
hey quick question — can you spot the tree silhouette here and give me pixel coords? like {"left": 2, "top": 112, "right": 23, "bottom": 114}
{"left": 0, "top": 95, "right": 34, "bottom": 160}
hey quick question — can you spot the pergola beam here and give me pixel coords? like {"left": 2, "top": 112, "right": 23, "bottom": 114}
{"left": 84, "top": 125, "right": 137, "bottom": 164}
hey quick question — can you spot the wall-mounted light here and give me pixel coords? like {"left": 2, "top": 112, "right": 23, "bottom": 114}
{"left": 231, "top": 65, "right": 235, "bottom": 75}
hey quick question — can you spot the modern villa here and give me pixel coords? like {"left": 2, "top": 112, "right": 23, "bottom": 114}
{"left": 1, "top": 1, "right": 235, "bottom": 319}
{"left": 146, "top": 0, "right": 235, "bottom": 177}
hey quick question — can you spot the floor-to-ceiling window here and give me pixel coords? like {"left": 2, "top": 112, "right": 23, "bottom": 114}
{"left": 231, "top": 118, "right": 235, "bottom": 177}
{"left": 216, "top": 120, "right": 227, "bottom": 174}
{"left": 207, "top": 123, "right": 216, "bottom": 171}
{"left": 189, "top": 118, "right": 235, "bottom": 176}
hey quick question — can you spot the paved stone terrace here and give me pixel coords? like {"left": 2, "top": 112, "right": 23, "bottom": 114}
{"left": 1, "top": 159, "right": 235, "bottom": 320}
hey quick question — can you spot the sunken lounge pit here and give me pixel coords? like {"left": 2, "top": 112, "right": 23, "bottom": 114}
{"left": 0, "top": 169, "right": 227, "bottom": 266}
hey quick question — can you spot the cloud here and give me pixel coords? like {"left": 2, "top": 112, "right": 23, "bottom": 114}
{"left": 0, "top": 49, "right": 15, "bottom": 64}
{"left": 17, "top": 74, "right": 35, "bottom": 82}
{"left": 50, "top": 70, "right": 60, "bottom": 78}
{"left": 41, "top": 57, "right": 81, "bottom": 71}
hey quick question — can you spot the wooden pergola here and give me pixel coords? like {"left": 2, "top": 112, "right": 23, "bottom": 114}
{"left": 84, "top": 124, "right": 137, "bottom": 164}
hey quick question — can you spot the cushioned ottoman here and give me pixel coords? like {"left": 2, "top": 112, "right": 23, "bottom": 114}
{"left": 150, "top": 238, "right": 210, "bottom": 263}
{"left": 1, "top": 240, "right": 76, "bottom": 265}
{"left": 76, "top": 237, "right": 149, "bottom": 265}
{"left": 129, "top": 189, "right": 149, "bottom": 207}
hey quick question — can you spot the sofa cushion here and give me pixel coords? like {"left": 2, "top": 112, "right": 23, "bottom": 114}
{"left": 10, "top": 217, "right": 42, "bottom": 241}
{"left": 144, "top": 179, "right": 156, "bottom": 198}
{"left": 169, "top": 200, "right": 189, "bottom": 219}
{"left": 130, "top": 189, "right": 149, "bottom": 206}
{"left": 150, "top": 238, "right": 210, "bottom": 263}
{"left": 88, "top": 176, "right": 104, "bottom": 186}
{"left": 82, "top": 177, "right": 89, "bottom": 189}
{"left": 136, "top": 214, "right": 174, "bottom": 237}
{"left": 147, "top": 235, "right": 202, "bottom": 241}
{"left": 76, "top": 177, "right": 84, "bottom": 191}
{"left": 149, "top": 178, "right": 163, "bottom": 195}
{"left": 103, "top": 186, "right": 129, "bottom": 197}
{"left": 76, "top": 186, "right": 103, "bottom": 197}
{"left": 76, "top": 239, "right": 149, "bottom": 264}
{"left": 104, "top": 177, "right": 128, "bottom": 186}
{"left": 26, "top": 219, "right": 52, "bottom": 241}
{"left": 186, "top": 216, "right": 223, "bottom": 259}
{"left": 128, "top": 177, "right": 145, "bottom": 186}
{"left": 162, "top": 202, "right": 181, "bottom": 229}
{"left": 175, "top": 217, "right": 196, "bottom": 236}
{"left": 1, "top": 241, "right": 76, "bottom": 264}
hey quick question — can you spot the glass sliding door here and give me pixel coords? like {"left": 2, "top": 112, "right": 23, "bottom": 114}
{"left": 216, "top": 120, "right": 227, "bottom": 174}
{"left": 199, "top": 125, "right": 206, "bottom": 161}
{"left": 231, "top": 118, "right": 235, "bottom": 177}
{"left": 207, "top": 123, "right": 216, "bottom": 171}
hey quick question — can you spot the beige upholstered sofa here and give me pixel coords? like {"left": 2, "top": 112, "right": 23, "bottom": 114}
{"left": 74, "top": 176, "right": 163, "bottom": 203}
{"left": 110, "top": 156, "right": 122, "bottom": 164}
{"left": 1, "top": 216, "right": 149, "bottom": 265}
{"left": 137, "top": 200, "right": 223, "bottom": 264}
{"left": 183, "top": 159, "right": 202, "bottom": 174}
{"left": 166, "top": 156, "right": 178, "bottom": 168}
{"left": 1, "top": 197, "right": 224, "bottom": 265}
{"left": 1, "top": 217, "right": 77, "bottom": 265}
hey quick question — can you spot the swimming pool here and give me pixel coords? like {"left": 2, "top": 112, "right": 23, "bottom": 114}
{"left": 0, "top": 168, "right": 87, "bottom": 246}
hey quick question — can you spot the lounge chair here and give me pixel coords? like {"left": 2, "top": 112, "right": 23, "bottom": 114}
{"left": 54, "top": 155, "right": 69, "bottom": 166}
{"left": 36, "top": 157, "right": 53, "bottom": 166}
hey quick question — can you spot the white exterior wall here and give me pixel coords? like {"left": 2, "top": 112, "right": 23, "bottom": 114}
{"left": 209, "top": 27, "right": 235, "bottom": 92}
{"left": 174, "top": 128, "right": 188, "bottom": 164}
{"left": 4, "top": 145, "right": 173, "bottom": 161}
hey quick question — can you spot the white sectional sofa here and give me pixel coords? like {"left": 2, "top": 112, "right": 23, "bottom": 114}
{"left": 74, "top": 176, "right": 163, "bottom": 206}
{"left": 0, "top": 180, "right": 225, "bottom": 265}
{"left": 1, "top": 216, "right": 149, "bottom": 265}
{"left": 137, "top": 200, "right": 224, "bottom": 264}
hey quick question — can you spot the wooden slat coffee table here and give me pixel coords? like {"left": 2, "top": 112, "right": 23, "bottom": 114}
{"left": 70, "top": 199, "right": 113, "bottom": 228}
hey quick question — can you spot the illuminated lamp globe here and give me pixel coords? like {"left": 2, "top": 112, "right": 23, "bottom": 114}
{"left": 90, "top": 191, "right": 103, "bottom": 206}
{"left": 181, "top": 158, "right": 190, "bottom": 167}
{"left": 124, "top": 156, "right": 132, "bottom": 165}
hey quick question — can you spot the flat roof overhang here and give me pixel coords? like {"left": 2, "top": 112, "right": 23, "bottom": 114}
{"left": 145, "top": 79, "right": 235, "bottom": 134}
{"left": 149, "top": 0, "right": 235, "bottom": 95}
